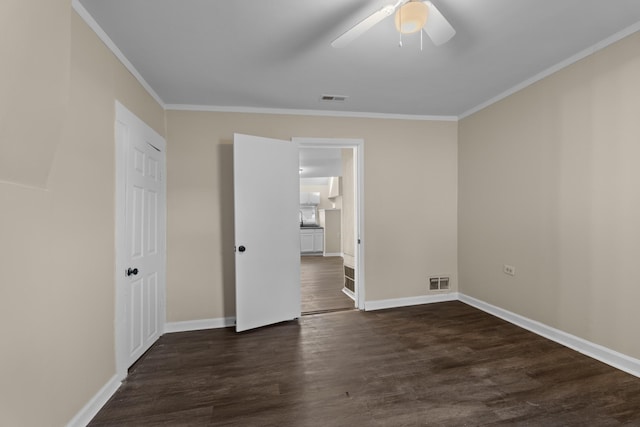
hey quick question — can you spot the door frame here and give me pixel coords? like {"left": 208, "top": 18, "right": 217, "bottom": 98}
{"left": 293, "top": 137, "right": 365, "bottom": 309}
{"left": 114, "top": 101, "right": 167, "bottom": 380}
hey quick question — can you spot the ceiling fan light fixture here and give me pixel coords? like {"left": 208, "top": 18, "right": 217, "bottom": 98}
{"left": 395, "top": 2, "right": 428, "bottom": 34}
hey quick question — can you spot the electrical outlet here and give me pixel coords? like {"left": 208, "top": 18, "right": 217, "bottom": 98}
{"left": 503, "top": 264, "right": 515, "bottom": 276}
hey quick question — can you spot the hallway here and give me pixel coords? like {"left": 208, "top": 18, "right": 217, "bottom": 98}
{"left": 300, "top": 256, "right": 353, "bottom": 314}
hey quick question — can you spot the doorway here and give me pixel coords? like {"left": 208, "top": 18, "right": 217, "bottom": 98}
{"left": 295, "top": 138, "right": 365, "bottom": 312}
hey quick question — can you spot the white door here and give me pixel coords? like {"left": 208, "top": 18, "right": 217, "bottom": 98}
{"left": 115, "top": 102, "right": 165, "bottom": 371}
{"left": 234, "top": 133, "right": 300, "bottom": 332}
{"left": 313, "top": 230, "right": 324, "bottom": 253}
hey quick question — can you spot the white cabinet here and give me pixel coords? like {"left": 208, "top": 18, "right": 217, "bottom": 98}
{"left": 313, "top": 231, "right": 324, "bottom": 252}
{"left": 310, "top": 192, "right": 320, "bottom": 205}
{"left": 300, "top": 228, "right": 324, "bottom": 254}
{"left": 300, "top": 192, "right": 320, "bottom": 205}
{"left": 300, "top": 231, "right": 315, "bottom": 253}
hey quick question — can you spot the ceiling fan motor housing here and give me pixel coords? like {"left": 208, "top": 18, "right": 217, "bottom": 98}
{"left": 395, "top": 1, "right": 429, "bottom": 34}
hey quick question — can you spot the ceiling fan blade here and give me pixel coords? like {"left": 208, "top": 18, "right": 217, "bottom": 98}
{"left": 423, "top": 1, "right": 456, "bottom": 46}
{"left": 331, "top": 4, "right": 397, "bottom": 48}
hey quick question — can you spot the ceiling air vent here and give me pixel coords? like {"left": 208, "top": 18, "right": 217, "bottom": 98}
{"left": 320, "top": 94, "right": 348, "bottom": 103}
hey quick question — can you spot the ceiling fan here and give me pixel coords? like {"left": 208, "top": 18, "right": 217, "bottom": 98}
{"left": 331, "top": 0, "right": 456, "bottom": 48}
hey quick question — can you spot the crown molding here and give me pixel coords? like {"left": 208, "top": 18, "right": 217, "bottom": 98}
{"left": 71, "top": 0, "right": 165, "bottom": 109}
{"left": 165, "top": 104, "right": 458, "bottom": 121}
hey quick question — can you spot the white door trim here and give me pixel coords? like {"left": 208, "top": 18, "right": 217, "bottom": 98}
{"left": 293, "top": 138, "right": 365, "bottom": 309}
{"left": 114, "top": 101, "right": 167, "bottom": 380}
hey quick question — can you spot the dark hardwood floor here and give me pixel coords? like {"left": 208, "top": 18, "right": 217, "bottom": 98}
{"left": 300, "top": 255, "right": 353, "bottom": 314}
{"left": 89, "top": 302, "right": 640, "bottom": 426}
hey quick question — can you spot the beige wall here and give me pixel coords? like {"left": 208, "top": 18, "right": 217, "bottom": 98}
{"left": 0, "top": 4, "right": 164, "bottom": 426}
{"left": 319, "top": 209, "right": 342, "bottom": 254}
{"left": 459, "top": 32, "right": 640, "bottom": 359}
{"left": 0, "top": 0, "right": 70, "bottom": 188}
{"left": 166, "top": 111, "right": 458, "bottom": 320}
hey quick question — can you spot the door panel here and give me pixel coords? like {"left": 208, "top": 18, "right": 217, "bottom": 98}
{"left": 130, "top": 276, "right": 143, "bottom": 353}
{"left": 146, "top": 190, "right": 158, "bottom": 254}
{"left": 116, "top": 102, "right": 166, "bottom": 371}
{"left": 125, "top": 139, "right": 163, "bottom": 363}
{"left": 145, "top": 272, "right": 158, "bottom": 339}
{"left": 131, "top": 185, "right": 144, "bottom": 257}
{"left": 234, "top": 133, "right": 300, "bottom": 332}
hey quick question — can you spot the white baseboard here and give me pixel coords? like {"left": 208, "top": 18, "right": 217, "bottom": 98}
{"left": 66, "top": 374, "right": 121, "bottom": 427}
{"left": 165, "top": 317, "right": 235, "bottom": 333}
{"left": 365, "top": 292, "right": 459, "bottom": 311}
{"left": 323, "top": 252, "right": 342, "bottom": 257}
{"left": 458, "top": 293, "right": 640, "bottom": 379}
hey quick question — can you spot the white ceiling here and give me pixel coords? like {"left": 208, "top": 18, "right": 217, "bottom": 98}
{"left": 76, "top": 0, "right": 640, "bottom": 118}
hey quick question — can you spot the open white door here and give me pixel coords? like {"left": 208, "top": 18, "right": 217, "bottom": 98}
{"left": 234, "top": 133, "right": 300, "bottom": 332}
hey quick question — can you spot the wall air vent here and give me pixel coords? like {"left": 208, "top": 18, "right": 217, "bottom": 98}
{"left": 429, "top": 276, "right": 450, "bottom": 291}
{"left": 344, "top": 266, "right": 355, "bottom": 292}
{"left": 320, "top": 94, "right": 348, "bottom": 102}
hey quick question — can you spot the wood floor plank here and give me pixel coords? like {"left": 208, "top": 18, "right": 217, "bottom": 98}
{"left": 89, "top": 302, "right": 640, "bottom": 426}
